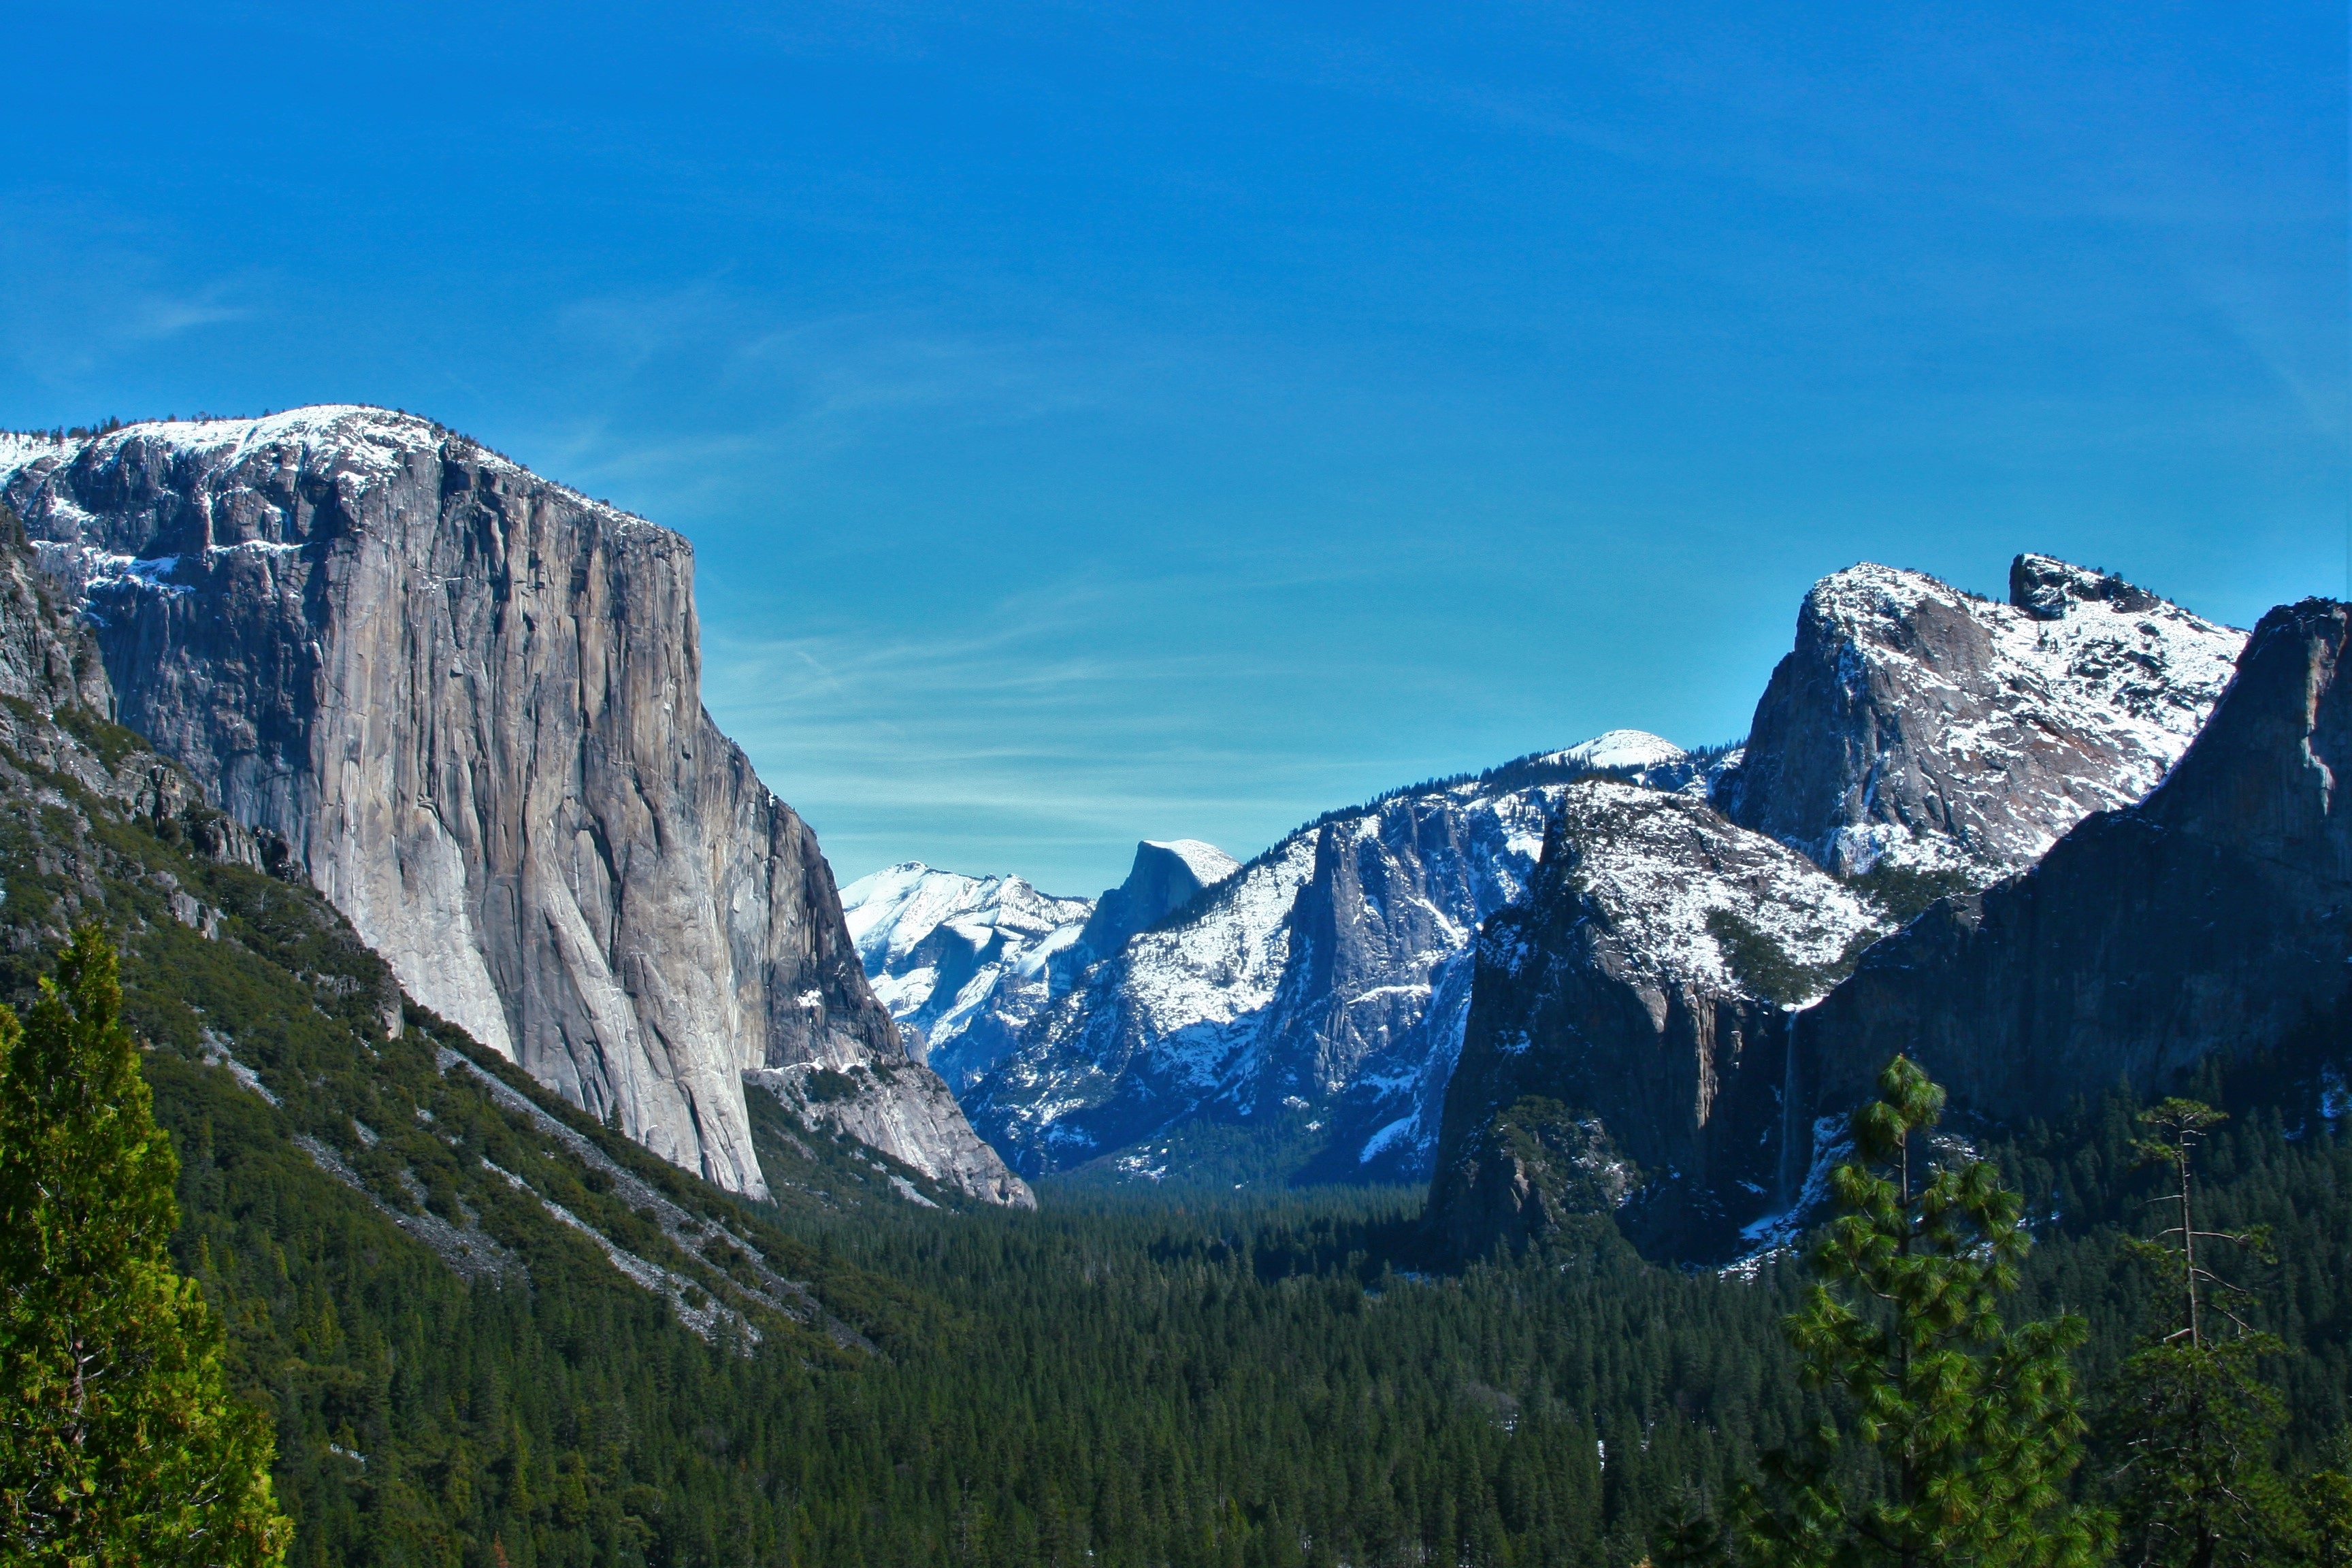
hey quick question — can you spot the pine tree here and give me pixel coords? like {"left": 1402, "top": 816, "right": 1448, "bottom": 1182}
{"left": 2293, "top": 1439, "right": 2352, "bottom": 1568}
{"left": 1738, "top": 1055, "right": 2109, "bottom": 1568}
{"left": 2102, "top": 1099, "right": 2293, "bottom": 1568}
{"left": 0, "top": 925, "right": 291, "bottom": 1565}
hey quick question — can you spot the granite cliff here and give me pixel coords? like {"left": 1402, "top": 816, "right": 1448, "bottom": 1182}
{"left": 964, "top": 737, "right": 1725, "bottom": 1186}
{"left": 0, "top": 408, "right": 1028, "bottom": 1206}
{"left": 1786, "top": 596, "right": 2352, "bottom": 1157}
{"left": 1078, "top": 839, "right": 1240, "bottom": 956}
{"left": 1426, "top": 556, "right": 2259, "bottom": 1263}
{"left": 1714, "top": 555, "right": 2242, "bottom": 879}
{"left": 1424, "top": 783, "right": 1883, "bottom": 1262}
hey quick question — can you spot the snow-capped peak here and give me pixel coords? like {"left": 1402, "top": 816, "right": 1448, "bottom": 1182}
{"left": 1723, "top": 555, "right": 2247, "bottom": 878}
{"left": 1546, "top": 730, "right": 1688, "bottom": 776}
{"left": 837, "top": 863, "right": 1096, "bottom": 1091}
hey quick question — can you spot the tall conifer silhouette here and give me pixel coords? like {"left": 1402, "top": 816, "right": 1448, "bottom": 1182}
{"left": 0, "top": 926, "right": 291, "bottom": 1565}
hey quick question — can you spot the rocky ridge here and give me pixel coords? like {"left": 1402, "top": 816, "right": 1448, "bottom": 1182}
{"left": 1785, "top": 596, "right": 2352, "bottom": 1175}
{"left": 964, "top": 736, "right": 1727, "bottom": 1186}
{"left": 1424, "top": 559, "right": 2298, "bottom": 1266}
{"left": 1424, "top": 782, "right": 1884, "bottom": 1261}
{"left": 1714, "top": 555, "right": 2243, "bottom": 879}
{"left": 0, "top": 407, "right": 1028, "bottom": 1207}
{"left": 840, "top": 839, "right": 1243, "bottom": 1098}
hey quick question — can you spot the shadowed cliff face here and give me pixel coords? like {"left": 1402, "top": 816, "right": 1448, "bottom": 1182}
{"left": 1079, "top": 840, "right": 1239, "bottom": 958}
{"left": 1422, "top": 560, "right": 2274, "bottom": 1267}
{"left": 1427, "top": 596, "right": 2348, "bottom": 1267}
{"left": 0, "top": 408, "right": 1029, "bottom": 1206}
{"left": 1424, "top": 783, "right": 1882, "bottom": 1262}
{"left": 1790, "top": 597, "right": 2352, "bottom": 1145}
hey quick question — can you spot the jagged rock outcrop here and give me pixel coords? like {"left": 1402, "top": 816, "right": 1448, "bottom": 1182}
{"left": 1714, "top": 555, "right": 2243, "bottom": 879}
{"left": 1424, "top": 783, "right": 1884, "bottom": 1262}
{"left": 1788, "top": 597, "right": 2352, "bottom": 1153}
{"left": 0, "top": 409, "right": 1028, "bottom": 1206}
{"left": 1077, "top": 839, "right": 1239, "bottom": 956}
{"left": 0, "top": 507, "right": 112, "bottom": 717}
{"left": 840, "top": 863, "right": 1094, "bottom": 1090}
{"left": 965, "top": 736, "right": 1734, "bottom": 1185}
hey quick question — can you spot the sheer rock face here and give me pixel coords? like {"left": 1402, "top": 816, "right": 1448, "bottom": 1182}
{"left": 0, "top": 409, "right": 1028, "bottom": 1205}
{"left": 0, "top": 512, "right": 111, "bottom": 718}
{"left": 1790, "top": 598, "right": 2352, "bottom": 1147}
{"left": 1424, "top": 783, "right": 1884, "bottom": 1262}
{"left": 1714, "top": 555, "right": 2244, "bottom": 879}
{"left": 1428, "top": 597, "right": 2349, "bottom": 1266}
{"left": 1078, "top": 840, "right": 1239, "bottom": 957}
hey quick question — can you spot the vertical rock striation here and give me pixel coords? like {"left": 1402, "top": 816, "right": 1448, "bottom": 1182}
{"left": 0, "top": 408, "right": 1029, "bottom": 1205}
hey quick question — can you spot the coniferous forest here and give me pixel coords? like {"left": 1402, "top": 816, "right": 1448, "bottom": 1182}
{"left": 110, "top": 1010, "right": 2352, "bottom": 1567}
{"left": 0, "top": 703, "right": 2341, "bottom": 1565}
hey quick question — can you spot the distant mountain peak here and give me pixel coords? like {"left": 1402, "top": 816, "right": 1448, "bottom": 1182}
{"left": 838, "top": 864, "right": 1094, "bottom": 1091}
{"left": 1141, "top": 838, "right": 1240, "bottom": 887}
{"left": 1077, "top": 838, "right": 1240, "bottom": 958}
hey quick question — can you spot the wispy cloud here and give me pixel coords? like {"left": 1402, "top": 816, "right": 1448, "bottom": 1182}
{"left": 508, "top": 282, "right": 1187, "bottom": 513}
{"left": 701, "top": 559, "right": 1441, "bottom": 890}
{"left": 0, "top": 201, "right": 263, "bottom": 387}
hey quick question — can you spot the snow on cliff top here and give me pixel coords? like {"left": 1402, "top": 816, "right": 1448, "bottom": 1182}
{"left": 0, "top": 405, "right": 662, "bottom": 536}
{"left": 1542, "top": 730, "right": 1688, "bottom": 775}
{"left": 1800, "top": 559, "right": 2244, "bottom": 869}
{"left": 3, "top": 407, "right": 457, "bottom": 477}
{"left": 1145, "top": 839, "right": 1241, "bottom": 886}
{"left": 1544, "top": 780, "right": 1884, "bottom": 1003}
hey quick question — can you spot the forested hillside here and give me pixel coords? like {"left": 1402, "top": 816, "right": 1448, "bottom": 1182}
{"left": 0, "top": 698, "right": 2342, "bottom": 1563}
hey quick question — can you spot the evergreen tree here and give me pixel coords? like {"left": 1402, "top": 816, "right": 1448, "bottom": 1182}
{"left": 2102, "top": 1099, "right": 2293, "bottom": 1568}
{"left": 1738, "top": 1056, "right": 2109, "bottom": 1568}
{"left": 2292, "top": 1439, "right": 2352, "bottom": 1568}
{"left": 0, "top": 926, "right": 291, "bottom": 1565}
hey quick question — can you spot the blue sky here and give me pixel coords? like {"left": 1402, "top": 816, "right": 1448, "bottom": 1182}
{"left": 1, "top": 2, "right": 2342, "bottom": 895}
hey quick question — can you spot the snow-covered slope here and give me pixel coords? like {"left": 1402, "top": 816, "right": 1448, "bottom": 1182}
{"left": 840, "top": 864, "right": 1094, "bottom": 1090}
{"left": 1716, "top": 555, "right": 2245, "bottom": 878}
{"left": 962, "top": 737, "right": 1718, "bottom": 1185}
{"left": 1536, "top": 730, "right": 1708, "bottom": 789}
{"left": 1152, "top": 839, "right": 1239, "bottom": 884}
